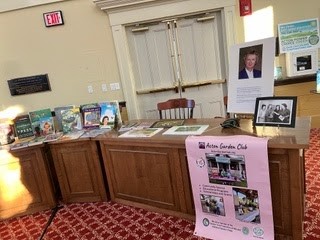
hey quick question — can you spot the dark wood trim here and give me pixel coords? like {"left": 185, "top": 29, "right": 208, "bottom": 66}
{"left": 274, "top": 74, "right": 315, "bottom": 86}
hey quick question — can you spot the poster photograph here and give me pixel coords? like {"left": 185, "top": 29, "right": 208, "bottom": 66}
{"left": 186, "top": 135, "right": 274, "bottom": 240}
{"left": 206, "top": 153, "right": 247, "bottom": 187}
{"left": 227, "top": 37, "right": 275, "bottom": 114}
{"left": 238, "top": 44, "right": 263, "bottom": 80}
{"left": 278, "top": 18, "right": 320, "bottom": 53}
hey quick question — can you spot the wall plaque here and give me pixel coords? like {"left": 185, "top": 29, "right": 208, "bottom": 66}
{"left": 7, "top": 74, "right": 51, "bottom": 96}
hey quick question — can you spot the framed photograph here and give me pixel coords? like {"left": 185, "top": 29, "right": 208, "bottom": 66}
{"left": 253, "top": 96, "right": 297, "bottom": 128}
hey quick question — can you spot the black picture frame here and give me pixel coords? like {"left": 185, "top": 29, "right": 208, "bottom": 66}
{"left": 253, "top": 96, "right": 297, "bottom": 128}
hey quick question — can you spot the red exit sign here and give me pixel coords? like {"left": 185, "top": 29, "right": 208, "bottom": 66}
{"left": 43, "top": 10, "right": 64, "bottom": 27}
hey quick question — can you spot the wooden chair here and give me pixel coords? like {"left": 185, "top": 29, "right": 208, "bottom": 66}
{"left": 157, "top": 98, "right": 195, "bottom": 119}
{"left": 214, "top": 96, "right": 229, "bottom": 119}
{"left": 224, "top": 96, "right": 229, "bottom": 118}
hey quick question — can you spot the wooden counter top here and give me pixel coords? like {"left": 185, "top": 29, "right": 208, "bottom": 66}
{"left": 96, "top": 117, "right": 311, "bottom": 149}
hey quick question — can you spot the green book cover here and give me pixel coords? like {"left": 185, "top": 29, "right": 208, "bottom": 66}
{"left": 29, "top": 108, "right": 54, "bottom": 137}
{"left": 54, "top": 105, "right": 75, "bottom": 132}
{"left": 61, "top": 107, "right": 82, "bottom": 133}
{"left": 14, "top": 114, "right": 34, "bottom": 139}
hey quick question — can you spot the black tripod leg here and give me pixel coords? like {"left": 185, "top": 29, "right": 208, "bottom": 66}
{"left": 38, "top": 204, "right": 63, "bottom": 240}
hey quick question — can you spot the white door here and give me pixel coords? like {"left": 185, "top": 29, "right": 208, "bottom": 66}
{"left": 126, "top": 11, "right": 227, "bottom": 119}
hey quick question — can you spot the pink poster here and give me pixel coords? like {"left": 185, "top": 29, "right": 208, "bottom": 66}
{"left": 185, "top": 135, "right": 274, "bottom": 240}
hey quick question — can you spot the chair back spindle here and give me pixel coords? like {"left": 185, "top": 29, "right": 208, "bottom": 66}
{"left": 157, "top": 98, "right": 195, "bottom": 119}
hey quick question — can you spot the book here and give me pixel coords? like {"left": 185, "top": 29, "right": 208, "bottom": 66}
{"left": 10, "top": 141, "right": 29, "bottom": 150}
{"left": 29, "top": 108, "right": 54, "bottom": 137}
{"left": 54, "top": 105, "right": 75, "bottom": 132}
{"left": 61, "top": 107, "right": 82, "bottom": 133}
{"left": 80, "top": 103, "right": 101, "bottom": 129}
{"left": 119, "top": 128, "right": 163, "bottom": 138}
{"left": 99, "top": 101, "right": 120, "bottom": 129}
{"left": 151, "top": 119, "right": 185, "bottom": 128}
{"left": 43, "top": 132, "right": 63, "bottom": 142}
{"left": 0, "top": 123, "right": 15, "bottom": 145}
{"left": 162, "top": 125, "right": 209, "bottom": 135}
{"left": 59, "top": 130, "right": 85, "bottom": 141}
{"left": 114, "top": 101, "right": 122, "bottom": 126}
{"left": 13, "top": 114, "right": 34, "bottom": 139}
{"left": 40, "top": 117, "right": 55, "bottom": 136}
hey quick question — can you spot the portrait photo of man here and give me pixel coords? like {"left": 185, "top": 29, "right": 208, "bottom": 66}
{"left": 238, "top": 44, "right": 263, "bottom": 79}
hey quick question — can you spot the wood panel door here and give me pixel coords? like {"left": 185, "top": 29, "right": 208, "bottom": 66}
{"left": 0, "top": 146, "right": 56, "bottom": 219}
{"left": 50, "top": 140, "right": 107, "bottom": 203}
{"left": 268, "top": 148, "right": 304, "bottom": 240}
{"left": 101, "top": 144, "right": 186, "bottom": 212}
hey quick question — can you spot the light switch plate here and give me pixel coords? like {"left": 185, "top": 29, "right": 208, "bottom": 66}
{"left": 87, "top": 85, "right": 93, "bottom": 94}
{"left": 102, "top": 83, "right": 107, "bottom": 92}
{"left": 114, "top": 82, "right": 120, "bottom": 90}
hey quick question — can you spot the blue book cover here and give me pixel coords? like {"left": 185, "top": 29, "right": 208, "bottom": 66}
{"left": 99, "top": 101, "right": 120, "bottom": 129}
{"left": 81, "top": 103, "right": 101, "bottom": 129}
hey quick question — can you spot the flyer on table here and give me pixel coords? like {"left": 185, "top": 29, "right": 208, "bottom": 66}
{"left": 186, "top": 135, "right": 274, "bottom": 240}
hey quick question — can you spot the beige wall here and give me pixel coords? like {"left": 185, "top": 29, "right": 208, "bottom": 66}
{"left": 235, "top": 0, "right": 320, "bottom": 42}
{"left": 0, "top": 0, "right": 122, "bottom": 115}
{"left": 234, "top": 0, "right": 320, "bottom": 75}
{"left": 275, "top": 81, "right": 320, "bottom": 128}
{"left": 0, "top": 0, "right": 319, "bottom": 116}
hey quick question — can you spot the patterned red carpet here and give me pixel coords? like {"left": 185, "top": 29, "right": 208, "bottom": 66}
{"left": 303, "top": 128, "right": 320, "bottom": 240}
{"left": 0, "top": 202, "right": 204, "bottom": 240}
{"left": 0, "top": 128, "right": 319, "bottom": 240}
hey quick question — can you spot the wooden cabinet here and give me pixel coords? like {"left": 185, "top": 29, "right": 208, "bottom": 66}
{"left": 178, "top": 149, "right": 195, "bottom": 215}
{"left": 99, "top": 142, "right": 189, "bottom": 215}
{"left": 49, "top": 140, "right": 107, "bottom": 203}
{"left": 0, "top": 145, "right": 56, "bottom": 220}
{"left": 98, "top": 118, "right": 310, "bottom": 240}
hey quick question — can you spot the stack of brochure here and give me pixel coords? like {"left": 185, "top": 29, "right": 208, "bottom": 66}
{"left": 80, "top": 128, "right": 112, "bottom": 138}
{"left": 43, "top": 132, "right": 64, "bottom": 142}
{"left": 28, "top": 137, "right": 46, "bottom": 146}
{"left": 59, "top": 130, "right": 85, "bottom": 141}
{"left": 10, "top": 141, "right": 30, "bottom": 150}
